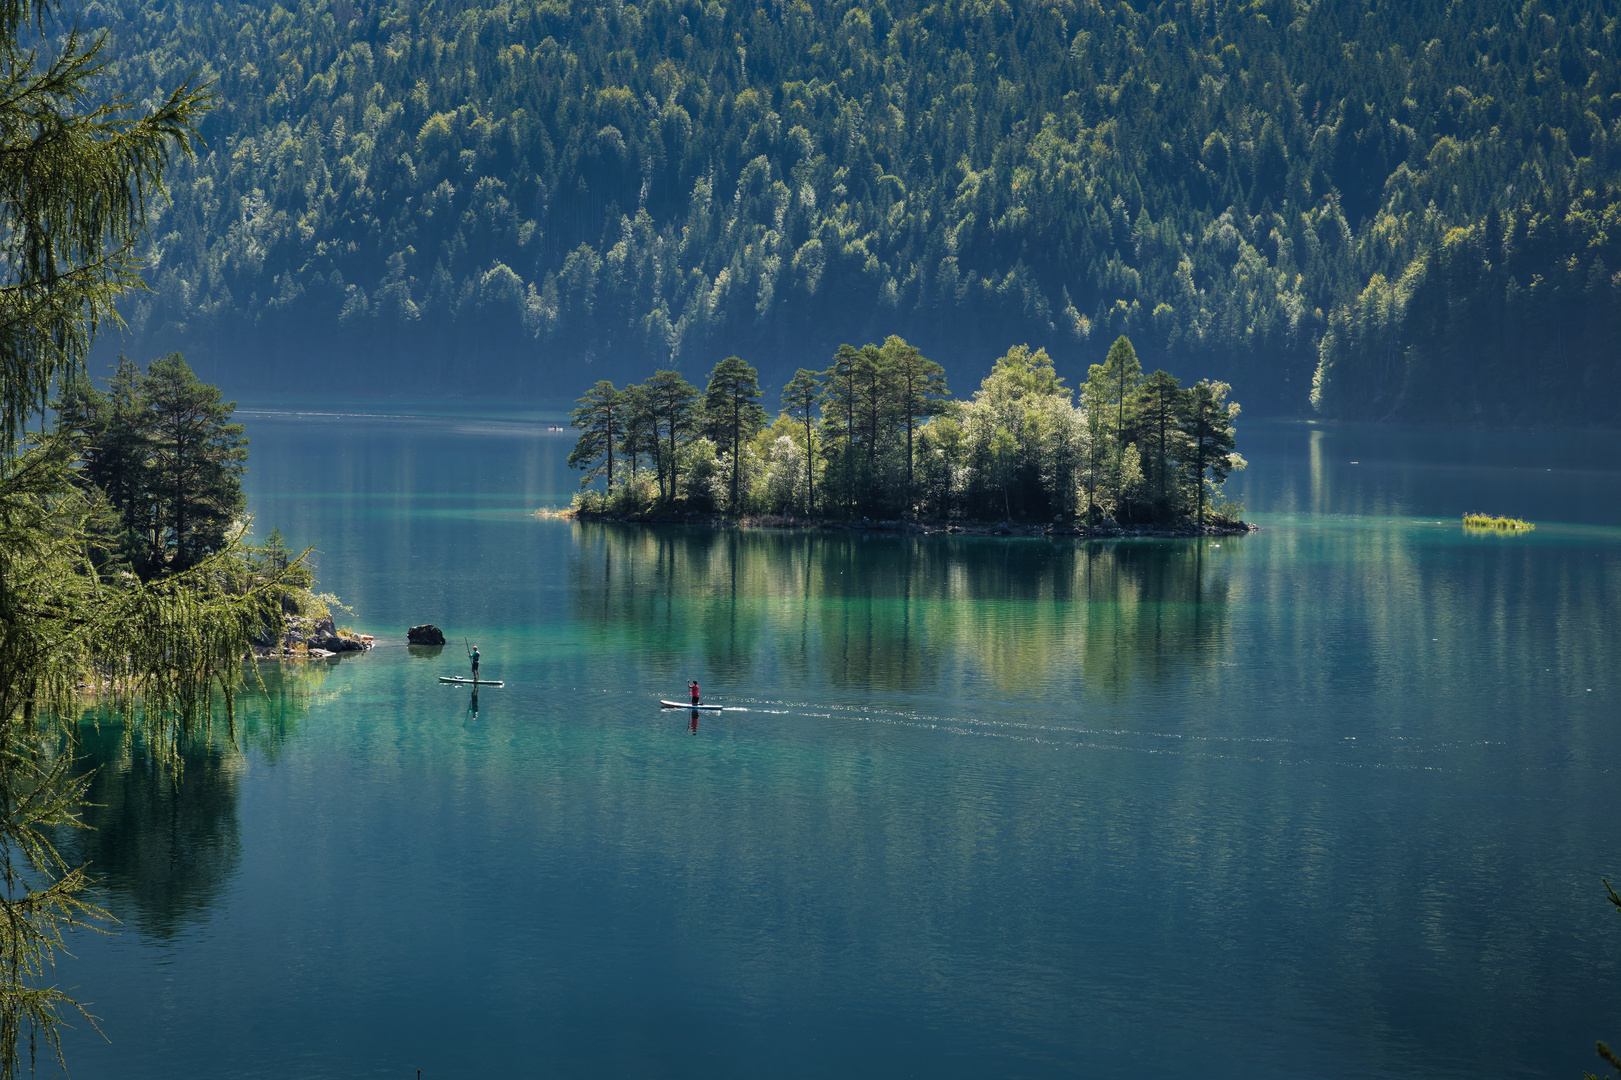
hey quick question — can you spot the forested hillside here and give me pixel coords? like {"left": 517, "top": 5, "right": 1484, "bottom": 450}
{"left": 89, "top": 0, "right": 1621, "bottom": 422}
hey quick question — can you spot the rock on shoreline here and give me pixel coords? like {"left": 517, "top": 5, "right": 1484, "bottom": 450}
{"left": 253, "top": 613, "right": 371, "bottom": 659}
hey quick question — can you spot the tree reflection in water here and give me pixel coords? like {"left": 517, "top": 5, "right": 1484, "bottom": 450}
{"left": 567, "top": 523, "right": 1236, "bottom": 698}
{"left": 54, "top": 659, "right": 340, "bottom": 937}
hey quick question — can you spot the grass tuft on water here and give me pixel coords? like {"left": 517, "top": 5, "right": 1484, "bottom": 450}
{"left": 1463, "top": 512, "right": 1535, "bottom": 531}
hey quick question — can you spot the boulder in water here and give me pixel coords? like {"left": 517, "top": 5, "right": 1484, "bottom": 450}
{"left": 408, "top": 624, "right": 447, "bottom": 646}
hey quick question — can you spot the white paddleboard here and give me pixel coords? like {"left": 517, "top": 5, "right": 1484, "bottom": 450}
{"left": 440, "top": 677, "right": 504, "bottom": 686}
{"left": 660, "top": 700, "right": 724, "bottom": 710}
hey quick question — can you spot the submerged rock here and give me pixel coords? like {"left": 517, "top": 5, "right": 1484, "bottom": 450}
{"left": 408, "top": 623, "right": 447, "bottom": 646}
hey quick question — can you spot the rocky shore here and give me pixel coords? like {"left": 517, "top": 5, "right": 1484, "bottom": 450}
{"left": 555, "top": 508, "right": 1256, "bottom": 539}
{"left": 253, "top": 612, "right": 371, "bottom": 660}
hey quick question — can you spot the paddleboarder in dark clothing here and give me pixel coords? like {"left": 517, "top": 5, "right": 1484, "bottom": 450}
{"left": 471, "top": 645, "right": 480, "bottom": 681}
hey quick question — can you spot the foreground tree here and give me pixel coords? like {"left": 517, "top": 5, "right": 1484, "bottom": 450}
{"left": 0, "top": 3, "right": 302, "bottom": 1075}
{"left": 702, "top": 356, "right": 767, "bottom": 513}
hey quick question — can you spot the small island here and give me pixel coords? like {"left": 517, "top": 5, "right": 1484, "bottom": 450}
{"left": 54, "top": 353, "right": 368, "bottom": 663}
{"left": 559, "top": 334, "right": 1252, "bottom": 538}
{"left": 1463, "top": 513, "right": 1536, "bottom": 532}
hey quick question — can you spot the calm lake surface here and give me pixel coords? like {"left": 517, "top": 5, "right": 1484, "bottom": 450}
{"left": 59, "top": 410, "right": 1621, "bottom": 1079}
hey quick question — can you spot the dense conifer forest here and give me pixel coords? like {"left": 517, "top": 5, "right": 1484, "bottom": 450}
{"left": 91, "top": 0, "right": 1621, "bottom": 423}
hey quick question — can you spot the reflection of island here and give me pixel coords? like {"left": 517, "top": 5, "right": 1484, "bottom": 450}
{"left": 568, "top": 523, "right": 1235, "bottom": 693}
{"left": 55, "top": 663, "right": 330, "bottom": 936}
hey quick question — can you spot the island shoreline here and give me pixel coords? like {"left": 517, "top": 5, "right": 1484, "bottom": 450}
{"left": 543, "top": 508, "right": 1257, "bottom": 539}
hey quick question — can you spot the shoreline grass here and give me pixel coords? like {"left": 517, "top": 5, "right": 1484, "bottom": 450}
{"left": 1463, "top": 512, "right": 1535, "bottom": 531}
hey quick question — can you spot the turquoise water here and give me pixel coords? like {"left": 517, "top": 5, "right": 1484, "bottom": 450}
{"left": 58, "top": 413, "right": 1621, "bottom": 1078}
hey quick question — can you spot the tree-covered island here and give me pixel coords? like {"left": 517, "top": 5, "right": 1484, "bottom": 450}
{"left": 53, "top": 352, "right": 365, "bottom": 657}
{"left": 565, "top": 334, "right": 1248, "bottom": 535}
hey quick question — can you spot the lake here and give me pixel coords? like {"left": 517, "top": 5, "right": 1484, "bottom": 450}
{"left": 58, "top": 410, "right": 1621, "bottom": 1079}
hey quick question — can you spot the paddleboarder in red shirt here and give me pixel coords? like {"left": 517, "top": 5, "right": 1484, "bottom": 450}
{"left": 688, "top": 679, "right": 700, "bottom": 706}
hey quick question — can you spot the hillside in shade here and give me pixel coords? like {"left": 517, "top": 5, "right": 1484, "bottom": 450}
{"left": 89, "top": 0, "right": 1621, "bottom": 422}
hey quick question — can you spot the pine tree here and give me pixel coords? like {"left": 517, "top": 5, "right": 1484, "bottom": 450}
{"left": 143, "top": 353, "right": 248, "bottom": 574}
{"left": 780, "top": 368, "right": 822, "bottom": 515}
{"left": 853, "top": 344, "right": 892, "bottom": 503}
{"left": 568, "top": 380, "right": 624, "bottom": 491}
{"left": 620, "top": 383, "right": 654, "bottom": 479}
{"left": 881, "top": 335, "right": 948, "bottom": 514}
{"left": 702, "top": 356, "right": 767, "bottom": 513}
{"left": 1099, "top": 336, "right": 1144, "bottom": 512}
{"left": 94, "top": 356, "right": 158, "bottom": 539}
{"left": 820, "top": 345, "right": 861, "bottom": 516}
{"left": 642, "top": 370, "right": 698, "bottom": 504}
{"left": 1181, "top": 379, "right": 1240, "bottom": 527}
{"left": 1135, "top": 370, "right": 1187, "bottom": 514}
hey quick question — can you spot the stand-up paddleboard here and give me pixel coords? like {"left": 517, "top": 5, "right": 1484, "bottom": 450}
{"left": 660, "top": 700, "right": 724, "bottom": 710}
{"left": 440, "top": 676, "right": 504, "bottom": 686}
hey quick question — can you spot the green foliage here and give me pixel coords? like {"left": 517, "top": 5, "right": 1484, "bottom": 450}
{"left": 1313, "top": 207, "right": 1621, "bottom": 424}
{"left": 56, "top": 353, "right": 248, "bottom": 579}
{"left": 642, "top": 368, "right": 700, "bottom": 501}
{"left": 141, "top": 354, "right": 250, "bottom": 572}
{"left": 0, "top": 440, "right": 302, "bottom": 1077}
{"left": 568, "top": 334, "right": 1243, "bottom": 527}
{"left": 959, "top": 344, "right": 1076, "bottom": 521}
{"left": 0, "top": 4, "right": 208, "bottom": 450}
{"left": 567, "top": 380, "right": 625, "bottom": 489}
{"left": 701, "top": 355, "right": 767, "bottom": 512}
{"left": 780, "top": 368, "right": 822, "bottom": 514}
{"left": 87, "top": 0, "right": 1621, "bottom": 421}
{"left": 1183, "top": 380, "right": 1241, "bottom": 527}
{"left": 1462, "top": 512, "right": 1535, "bottom": 531}
{"left": 0, "top": 2, "right": 323, "bottom": 1073}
